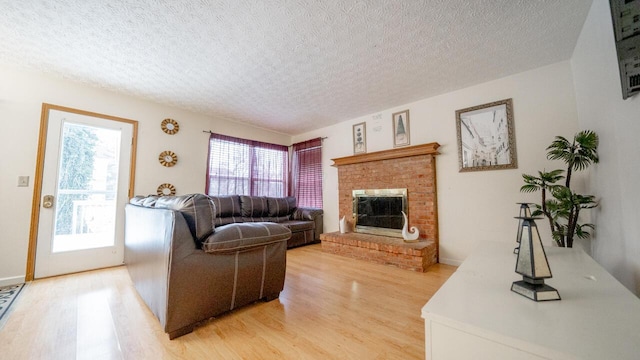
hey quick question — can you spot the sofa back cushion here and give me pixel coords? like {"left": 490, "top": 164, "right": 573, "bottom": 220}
{"left": 241, "top": 215, "right": 291, "bottom": 223}
{"left": 240, "top": 196, "right": 269, "bottom": 217}
{"left": 130, "top": 195, "right": 160, "bottom": 207}
{"left": 201, "top": 222, "right": 291, "bottom": 253}
{"left": 267, "top": 196, "right": 297, "bottom": 217}
{"left": 215, "top": 216, "right": 240, "bottom": 226}
{"left": 154, "top": 194, "right": 216, "bottom": 244}
{"left": 210, "top": 195, "right": 241, "bottom": 217}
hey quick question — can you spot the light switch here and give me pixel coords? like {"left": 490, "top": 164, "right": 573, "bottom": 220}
{"left": 18, "top": 176, "right": 29, "bottom": 187}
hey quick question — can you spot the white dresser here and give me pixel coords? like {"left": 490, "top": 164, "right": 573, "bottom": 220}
{"left": 421, "top": 241, "right": 640, "bottom": 359}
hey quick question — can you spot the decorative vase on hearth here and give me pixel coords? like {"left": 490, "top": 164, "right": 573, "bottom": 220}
{"left": 401, "top": 211, "right": 419, "bottom": 242}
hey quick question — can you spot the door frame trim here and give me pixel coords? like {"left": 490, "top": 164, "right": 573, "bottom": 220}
{"left": 26, "top": 103, "right": 138, "bottom": 281}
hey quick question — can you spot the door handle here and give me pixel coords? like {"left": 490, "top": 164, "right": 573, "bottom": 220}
{"left": 43, "top": 195, "right": 54, "bottom": 208}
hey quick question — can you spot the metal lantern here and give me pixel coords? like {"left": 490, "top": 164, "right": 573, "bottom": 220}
{"left": 514, "top": 203, "right": 533, "bottom": 254}
{"left": 511, "top": 216, "right": 561, "bottom": 302}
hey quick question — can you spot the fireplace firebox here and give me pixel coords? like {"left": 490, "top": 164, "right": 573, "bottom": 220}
{"left": 352, "top": 188, "right": 408, "bottom": 238}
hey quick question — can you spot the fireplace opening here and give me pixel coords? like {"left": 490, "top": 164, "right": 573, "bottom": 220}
{"left": 352, "top": 188, "right": 407, "bottom": 238}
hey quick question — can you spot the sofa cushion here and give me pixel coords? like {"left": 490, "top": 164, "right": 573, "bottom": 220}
{"left": 279, "top": 220, "right": 315, "bottom": 232}
{"left": 129, "top": 196, "right": 146, "bottom": 206}
{"left": 240, "top": 215, "right": 291, "bottom": 223}
{"left": 292, "top": 207, "right": 324, "bottom": 221}
{"left": 215, "top": 216, "right": 242, "bottom": 226}
{"left": 210, "top": 195, "right": 241, "bottom": 217}
{"left": 130, "top": 195, "right": 159, "bottom": 207}
{"left": 154, "top": 194, "right": 216, "bottom": 244}
{"left": 142, "top": 196, "right": 160, "bottom": 207}
{"left": 202, "top": 222, "right": 291, "bottom": 253}
{"left": 267, "top": 196, "right": 297, "bottom": 217}
{"left": 240, "top": 196, "right": 269, "bottom": 217}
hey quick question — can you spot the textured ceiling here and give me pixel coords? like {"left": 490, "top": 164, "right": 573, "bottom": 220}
{"left": 0, "top": 0, "right": 593, "bottom": 135}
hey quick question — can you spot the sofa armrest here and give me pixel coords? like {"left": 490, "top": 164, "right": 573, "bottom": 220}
{"left": 124, "top": 204, "right": 196, "bottom": 330}
{"left": 292, "top": 207, "right": 324, "bottom": 241}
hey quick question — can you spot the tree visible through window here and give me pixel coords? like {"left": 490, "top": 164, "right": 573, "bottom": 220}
{"left": 55, "top": 124, "right": 98, "bottom": 235}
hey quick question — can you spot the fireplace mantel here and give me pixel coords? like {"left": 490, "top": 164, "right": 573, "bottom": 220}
{"left": 331, "top": 142, "right": 440, "bottom": 167}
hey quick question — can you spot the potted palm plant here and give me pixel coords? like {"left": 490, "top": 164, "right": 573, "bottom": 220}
{"left": 520, "top": 130, "right": 599, "bottom": 248}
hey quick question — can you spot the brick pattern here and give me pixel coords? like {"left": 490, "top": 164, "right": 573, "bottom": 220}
{"left": 336, "top": 154, "right": 438, "bottom": 246}
{"left": 320, "top": 232, "right": 437, "bottom": 272}
{"left": 324, "top": 148, "right": 440, "bottom": 270}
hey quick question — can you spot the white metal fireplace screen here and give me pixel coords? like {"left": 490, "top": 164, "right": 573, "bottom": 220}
{"left": 352, "top": 188, "right": 408, "bottom": 238}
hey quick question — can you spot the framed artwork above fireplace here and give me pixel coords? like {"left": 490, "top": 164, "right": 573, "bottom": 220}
{"left": 352, "top": 122, "right": 366, "bottom": 154}
{"left": 392, "top": 109, "right": 410, "bottom": 147}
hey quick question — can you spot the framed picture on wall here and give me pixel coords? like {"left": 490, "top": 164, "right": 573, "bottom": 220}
{"left": 455, "top": 98, "right": 517, "bottom": 172}
{"left": 353, "top": 122, "right": 366, "bottom": 154}
{"left": 392, "top": 109, "right": 410, "bottom": 147}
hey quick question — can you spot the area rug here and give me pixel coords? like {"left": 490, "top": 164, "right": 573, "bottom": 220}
{"left": 0, "top": 283, "right": 25, "bottom": 328}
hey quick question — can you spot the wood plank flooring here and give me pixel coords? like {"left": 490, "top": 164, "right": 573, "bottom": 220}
{"left": 0, "top": 244, "right": 456, "bottom": 359}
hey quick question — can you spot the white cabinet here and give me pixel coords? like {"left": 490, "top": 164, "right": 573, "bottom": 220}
{"left": 421, "top": 241, "right": 640, "bottom": 360}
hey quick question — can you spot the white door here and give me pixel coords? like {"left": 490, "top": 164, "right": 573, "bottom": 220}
{"left": 34, "top": 106, "right": 135, "bottom": 278}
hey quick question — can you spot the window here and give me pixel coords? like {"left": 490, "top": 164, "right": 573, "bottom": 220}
{"left": 291, "top": 138, "right": 323, "bottom": 208}
{"left": 206, "top": 134, "right": 288, "bottom": 197}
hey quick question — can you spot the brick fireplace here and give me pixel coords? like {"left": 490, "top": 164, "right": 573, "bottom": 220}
{"left": 320, "top": 143, "right": 440, "bottom": 272}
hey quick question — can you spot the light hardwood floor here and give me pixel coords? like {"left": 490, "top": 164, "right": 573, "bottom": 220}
{"left": 0, "top": 244, "right": 456, "bottom": 360}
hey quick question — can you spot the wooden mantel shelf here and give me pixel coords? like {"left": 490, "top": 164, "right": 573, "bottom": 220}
{"left": 331, "top": 142, "right": 440, "bottom": 167}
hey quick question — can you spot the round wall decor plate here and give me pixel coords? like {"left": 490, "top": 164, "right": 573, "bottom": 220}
{"left": 161, "top": 118, "right": 179, "bottom": 135}
{"left": 159, "top": 150, "right": 178, "bottom": 167}
{"left": 157, "top": 183, "right": 176, "bottom": 196}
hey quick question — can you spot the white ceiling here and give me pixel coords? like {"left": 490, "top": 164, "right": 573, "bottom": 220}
{"left": 0, "top": 0, "right": 593, "bottom": 135}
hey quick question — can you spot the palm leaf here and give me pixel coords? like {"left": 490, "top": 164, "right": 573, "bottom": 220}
{"left": 520, "top": 184, "right": 539, "bottom": 193}
{"left": 547, "top": 130, "right": 599, "bottom": 171}
{"left": 546, "top": 136, "right": 573, "bottom": 162}
{"left": 539, "top": 169, "right": 564, "bottom": 183}
{"left": 575, "top": 130, "right": 599, "bottom": 149}
{"left": 521, "top": 173, "right": 540, "bottom": 184}
{"left": 576, "top": 223, "right": 595, "bottom": 239}
{"left": 530, "top": 208, "right": 544, "bottom": 217}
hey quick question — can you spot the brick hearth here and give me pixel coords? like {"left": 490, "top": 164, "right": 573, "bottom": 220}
{"left": 320, "top": 232, "right": 437, "bottom": 272}
{"left": 324, "top": 143, "right": 440, "bottom": 271}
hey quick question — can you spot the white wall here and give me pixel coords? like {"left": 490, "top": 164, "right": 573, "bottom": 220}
{"left": 294, "top": 61, "right": 580, "bottom": 265}
{"left": 571, "top": 0, "right": 640, "bottom": 295}
{"left": 0, "top": 65, "right": 290, "bottom": 285}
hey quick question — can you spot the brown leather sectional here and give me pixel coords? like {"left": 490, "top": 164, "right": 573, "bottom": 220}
{"left": 124, "top": 193, "right": 323, "bottom": 339}
{"left": 207, "top": 194, "right": 324, "bottom": 248}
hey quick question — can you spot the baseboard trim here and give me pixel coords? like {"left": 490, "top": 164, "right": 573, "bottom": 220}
{"left": 439, "top": 257, "right": 463, "bottom": 267}
{"left": 0, "top": 276, "right": 26, "bottom": 287}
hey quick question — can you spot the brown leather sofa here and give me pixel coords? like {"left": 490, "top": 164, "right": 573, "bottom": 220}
{"left": 209, "top": 195, "right": 324, "bottom": 248}
{"left": 124, "top": 194, "right": 323, "bottom": 339}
